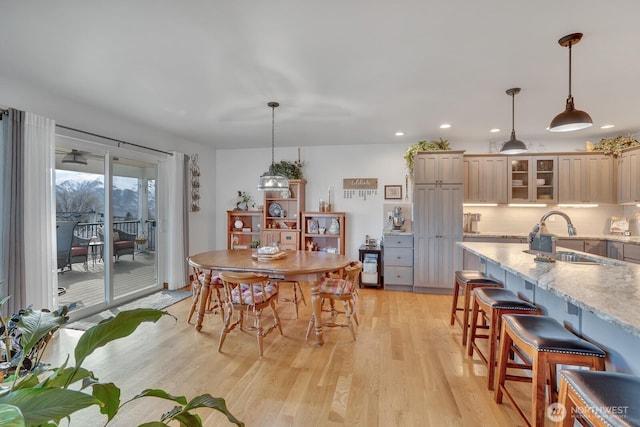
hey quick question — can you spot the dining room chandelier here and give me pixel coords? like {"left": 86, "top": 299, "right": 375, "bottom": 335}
{"left": 257, "top": 101, "right": 289, "bottom": 190}
{"left": 549, "top": 32, "right": 593, "bottom": 132}
{"left": 500, "top": 88, "right": 528, "bottom": 154}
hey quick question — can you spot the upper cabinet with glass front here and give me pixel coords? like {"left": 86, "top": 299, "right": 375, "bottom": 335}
{"left": 508, "top": 156, "right": 557, "bottom": 203}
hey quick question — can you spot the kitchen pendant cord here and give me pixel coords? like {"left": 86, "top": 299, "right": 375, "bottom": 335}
{"left": 56, "top": 124, "right": 173, "bottom": 156}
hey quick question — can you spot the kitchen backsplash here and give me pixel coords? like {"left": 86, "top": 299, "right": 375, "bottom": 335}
{"left": 465, "top": 205, "right": 639, "bottom": 236}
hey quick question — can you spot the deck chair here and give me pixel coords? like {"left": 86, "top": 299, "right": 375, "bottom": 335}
{"left": 56, "top": 221, "right": 77, "bottom": 273}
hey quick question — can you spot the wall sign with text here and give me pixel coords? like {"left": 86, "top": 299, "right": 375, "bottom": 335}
{"left": 342, "top": 178, "right": 378, "bottom": 200}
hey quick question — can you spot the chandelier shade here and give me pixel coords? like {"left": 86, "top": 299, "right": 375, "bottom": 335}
{"left": 549, "top": 33, "right": 593, "bottom": 132}
{"left": 257, "top": 102, "right": 290, "bottom": 191}
{"left": 500, "top": 88, "right": 528, "bottom": 155}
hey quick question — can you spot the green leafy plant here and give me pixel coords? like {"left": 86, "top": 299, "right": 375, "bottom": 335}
{"left": 403, "top": 138, "right": 450, "bottom": 176}
{"left": 593, "top": 135, "right": 639, "bottom": 157}
{"left": 261, "top": 160, "right": 303, "bottom": 179}
{"left": 235, "top": 191, "right": 255, "bottom": 211}
{"left": 0, "top": 294, "right": 243, "bottom": 426}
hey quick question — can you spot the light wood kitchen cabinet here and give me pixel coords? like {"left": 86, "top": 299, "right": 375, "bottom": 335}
{"left": 608, "top": 241, "right": 624, "bottom": 260}
{"left": 508, "top": 156, "right": 557, "bottom": 204}
{"left": 413, "top": 184, "right": 463, "bottom": 292}
{"left": 227, "top": 210, "right": 262, "bottom": 249}
{"left": 584, "top": 240, "right": 607, "bottom": 257}
{"left": 616, "top": 146, "right": 640, "bottom": 204}
{"left": 301, "top": 212, "right": 345, "bottom": 254}
{"left": 383, "top": 234, "right": 413, "bottom": 291}
{"left": 413, "top": 151, "right": 464, "bottom": 184}
{"left": 261, "top": 179, "right": 306, "bottom": 251}
{"left": 558, "top": 154, "right": 614, "bottom": 204}
{"left": 463, "top": 155, "right": 508, "bottom": 203}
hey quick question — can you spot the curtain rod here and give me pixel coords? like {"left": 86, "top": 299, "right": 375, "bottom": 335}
{"left": 56, "top": 124, "right": 173, "bottom": 156}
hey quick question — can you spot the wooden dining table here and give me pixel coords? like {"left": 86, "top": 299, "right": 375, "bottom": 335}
{"left": 187, "top": 249, "right": 351, "bottom": 347}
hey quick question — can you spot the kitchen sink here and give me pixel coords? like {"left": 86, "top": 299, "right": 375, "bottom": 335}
{"left": 523, "top": 250, "right": 602, "bottom": 265}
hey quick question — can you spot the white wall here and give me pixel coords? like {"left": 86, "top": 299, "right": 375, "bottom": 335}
{"left": 215, "top": 144, "right": 411, "bottom": 260}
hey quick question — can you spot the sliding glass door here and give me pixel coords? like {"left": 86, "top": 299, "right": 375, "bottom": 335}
{"left": 55, "top": 145, "right": 160, "bottom": 319}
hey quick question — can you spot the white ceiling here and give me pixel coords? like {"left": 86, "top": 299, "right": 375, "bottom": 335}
{"left": 1, "top": 1, "right": 640, "bottom": 151}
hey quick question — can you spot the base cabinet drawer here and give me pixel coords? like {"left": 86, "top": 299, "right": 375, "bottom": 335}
{"left": 383, "top": 266, "right": 413, "bottom": 285}
{"left": 383, "top": 247, "right": 413, "bottom": 267}
{"left": 623, "top": 243, "right": 640, "bottom": 263}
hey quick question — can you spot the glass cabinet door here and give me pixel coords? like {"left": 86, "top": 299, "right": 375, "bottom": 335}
{"left": 534, "top": 158, "right": 556, "bottom": 202}
{"left": 509, "top": 158, "right": 530, "bottom": 202}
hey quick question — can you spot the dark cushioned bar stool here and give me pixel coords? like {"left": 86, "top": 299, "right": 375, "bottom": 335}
{"left": 467, "top": 287, "right": 540, "bottom": 391}
{"left": 450, "top": 270, "right": 502, "bottom": 346}
{"left": 495, "top": 314, "right": 606, "bottom": 427}
{"left": 558, "top": 370, "right": 640, "bottom": 427}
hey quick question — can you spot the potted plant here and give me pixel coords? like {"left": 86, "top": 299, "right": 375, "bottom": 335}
{"left": 403, "top": 138, "right": 450, "bottom": 177}
{"left": 0, "top": 292, "right": 243, "bottom": 426}
{"left": 235, "top": 191, "right": 255, "bottom": 211}
{"left": 261, "top": 160, "right": 303, "bottom": 180}
{"left": 593, "top": 135, "right": 639, "bottom": 157}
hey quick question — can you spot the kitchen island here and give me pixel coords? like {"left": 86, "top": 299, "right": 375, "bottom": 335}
{"left": 458, "top": 241, "right": 640, "bottom": 374}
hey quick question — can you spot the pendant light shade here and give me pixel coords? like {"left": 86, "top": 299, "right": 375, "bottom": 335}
{"left": 500, "top": 88, "right": 528, "bottom": 155}
{"left": 257, "top": 102, "right": 290, "bottom": 190}
{"left": 549, "top": 33, "right": 593, "bottom": 132}
{"left": 61, "top": 149, "right": 88, "bottom": 165}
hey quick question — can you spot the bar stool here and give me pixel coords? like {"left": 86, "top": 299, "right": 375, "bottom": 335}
{"left": 558, "top": 369, "right": 640, "bottom": 427}
{"left": 495, "top": 314, "right": 606, "bottom": 427}
{"left": 467, "top": 287, "right": 539, "bottom": 390}
{"left": 450, "top": 270, "right": 502, "bottom": 346}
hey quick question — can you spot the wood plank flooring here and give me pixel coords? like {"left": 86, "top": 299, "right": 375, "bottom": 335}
{"left": 45, "top": 287, "right": 538, "bottom": 426}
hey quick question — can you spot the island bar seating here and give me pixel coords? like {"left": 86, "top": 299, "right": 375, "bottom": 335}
{"left": 467, "top": 287, "right": 539, "bottom": 391}
{"left": 218, "top": 271, "right": 282, "bottom": 357}
{"left": 495, "top": 314, "right": 606, "bottom": 427}
{"left": 450, "top": 270, "right": 503, "bottom": 346}
{"left": 557, "top": 369, "right": 640, "bottom": 427}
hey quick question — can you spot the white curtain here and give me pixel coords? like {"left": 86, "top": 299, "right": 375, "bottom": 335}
{"left": 23, "top": 112, "right": 57, "bottom": 310}
{"left": 158, "top": 152, "right": 188, "bottom": 290}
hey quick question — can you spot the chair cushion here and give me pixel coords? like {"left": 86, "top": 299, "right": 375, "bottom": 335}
{"left": 71, "top": 246, "right": 88, "bottom": 256}
{"left": 113, "top": 231, "right": 120, "bottom": 241}
{"left": 474, "top": 288, "right": 537, "bottom": 311}
{"left": 560, "top": 369, "right": 640, "bottom": 427}
{"left": 114, "top": 241, "right": 134, "bottom": 250}
{"left": 231, "top": 282, "right": 278, "bottom": 305}
{"left": 503, "top": 314, "right": 606, "bottom": 357}
{"left": 318, "top": 276, "right": 355, "bottom": 295}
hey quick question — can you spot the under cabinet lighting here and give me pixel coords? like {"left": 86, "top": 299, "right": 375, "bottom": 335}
{"left": 463, "top": 203, "right": 499, "bottom": 207}
{"left": 508, "top": 203, "right": 548, "bottom": 208}
{"left": 558, "top": 204, "right": 599, "bottom": 208}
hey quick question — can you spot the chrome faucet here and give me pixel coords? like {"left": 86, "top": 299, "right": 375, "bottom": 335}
{"left": 531, "top": 210, "right": 577, "bottom": 236}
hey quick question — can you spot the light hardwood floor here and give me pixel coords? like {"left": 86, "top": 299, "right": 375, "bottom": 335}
{"left": 46, "top": 287, "right": 537, "bottom": 426}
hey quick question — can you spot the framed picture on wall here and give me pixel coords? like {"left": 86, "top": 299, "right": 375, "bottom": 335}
{"left": 384, "top": 185, "right": 402, "bottom": 200}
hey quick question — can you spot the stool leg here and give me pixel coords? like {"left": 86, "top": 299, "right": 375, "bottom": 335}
{"left": 462, "top": 282, "right": 471, "bottom": 345}
{"left": 532, "top": 352, "right": 547, "bottom": 427}
{"left": 487, "top": 308, "right": 500, "bottom": 391}
{"left": 450, "top": 279, "right": 461, "bottom": 326}
{"left": 494, "top": 323, "right": 512, "bottom": 404}
{"left": 467, "top": 297, "right": 480, "bottom": 357}
{"left": 558, "top": 377, "right": 576, "bottom": 427}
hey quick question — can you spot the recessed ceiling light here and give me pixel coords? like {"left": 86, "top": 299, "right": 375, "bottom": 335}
{"left": 490, "top": 128, "right": 500, "bottom": 133}
{"left": 600, "top": 124, "right": 615, "bottom": 129}
{"left": 395, "top": 131, "right": 405, "bottom": 136}
{"left": 440, "top": 123, "right": 451, "bottom": 129}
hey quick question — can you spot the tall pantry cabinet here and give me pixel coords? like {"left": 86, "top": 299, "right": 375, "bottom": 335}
{"left": 413, "top": 151, "right": 464, "bottom": 293}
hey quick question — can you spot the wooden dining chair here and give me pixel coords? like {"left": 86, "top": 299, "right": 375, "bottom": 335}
{"left": 218, "top": 271, "right": 283, "bottom": 357}
{"left": 306, "top": 261, "right": 362, "bottom": 341}
{"left": 187, "top": 265, "right": 225, "bottom": 325}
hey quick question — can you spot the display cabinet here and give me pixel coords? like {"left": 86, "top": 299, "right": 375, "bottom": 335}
{"left": 261, "top": 179, "right": 306, "bottom": 251}
{"left": 227, "top": 210, "right": 261, "bottom": 249}
{"left": 301, "top": 212, "right": 345, "bottom": 254}
{"left": 508, "top": 156, "right": 557, "bottom": 203}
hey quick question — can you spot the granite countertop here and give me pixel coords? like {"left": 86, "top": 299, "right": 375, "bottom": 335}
{"left": 458, "top": 241, "right": 640, "bottom": 338}
{"left": 463, "top": 232, "right": 640, "bottom": 244}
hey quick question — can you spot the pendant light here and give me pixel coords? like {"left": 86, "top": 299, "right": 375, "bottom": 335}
{"left": 500, "top": 88, "right": 528, "bottom": 154}
{"left": 549, "top": 33, "right": 593, "bottom": 132}
{"left": 257, "top": 101, "right": 290, "bottom": 190}
{"left": 61, "top": 149, "right": 88, "bottom": 165}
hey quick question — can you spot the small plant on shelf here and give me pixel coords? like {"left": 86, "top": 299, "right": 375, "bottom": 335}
{"left": 403, "top": 138, "right": 450, "bottom": 177}
{"left": 235, "top": 191, "right": 255, "bottom": 211}
{"left": 593, "top": 135, "right": 639, "bottom": 157}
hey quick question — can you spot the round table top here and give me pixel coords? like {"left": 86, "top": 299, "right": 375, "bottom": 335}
{"left": 188, "top": 249, "right": 351, "bottom": 276}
